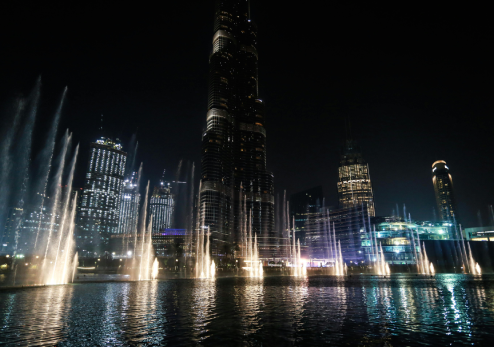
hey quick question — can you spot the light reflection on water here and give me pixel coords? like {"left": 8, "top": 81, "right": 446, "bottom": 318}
{"left": 0, "top": 274, "right": 493, "bottom": 346}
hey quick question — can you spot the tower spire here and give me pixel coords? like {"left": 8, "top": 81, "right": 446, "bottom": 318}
{"left": 99, "top": 114, "right": 104, "bottom": 137}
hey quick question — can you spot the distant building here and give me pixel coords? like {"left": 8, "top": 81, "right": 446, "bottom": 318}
{"left": 464, "top": 226, "right": 494, "bottom": 241}
{"left": 149, "top": 178, "right": 174, "bottom": 232}
{"left": 305, "top": 205, "right": 370, "bottom": 263}
{"left": 151, "top": 229, "right": 186, "bottom": 257}
{"left": 289, "top": 186, "right": 324, "bottom": 246}
{"left": 337, "top": 140, "right": 375, "bottom": 217}
{"left": 432, "top": 160, "right": 459, "bottom": 223}
{"left": 77, "top": 137, "right": 127, "bottom": 255}
{"left": 17, "top": 204, "right": 60, "bottom": 254}
{"left": 117, "top": 172, "right": 140, "bottom": 235}
{"left": 361, "top": 217, "right": 452, "bottom": 265}
{"left": 1, "top": 207, "right": 23, "bottom": 254}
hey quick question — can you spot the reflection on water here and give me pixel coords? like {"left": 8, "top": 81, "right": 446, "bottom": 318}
{"left": 0, "top": 274, "right": 494, "bottom": 346}
{"left": 0, "top": 285, "right": 73, "bottom": 345}
{"left": 192, "top": 279, "right": 217, "bottom": 341}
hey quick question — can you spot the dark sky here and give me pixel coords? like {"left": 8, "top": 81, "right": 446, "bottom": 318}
{"left": 1, "top": 1, "right": 492, "bottom": 227}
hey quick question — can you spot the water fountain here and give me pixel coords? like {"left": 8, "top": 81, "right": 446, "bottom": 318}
{"left": 245, "top": 232, "right": 263, "bottom": 278}
{"left": 365, "top": 223, "right": 387, "bottom": 276}
{"left": 40, "top": 138, "right": 80, "bottom": 285}
{"left": 195, "top": 202, "right": 215, "bottom": 279}
{"left": 290, "top": 237, "right": 306, "bottom": 277}
{"left": 0, "top": 81, "right": 82, "bottom": 286}
{"left": 238, "top": 192, "right": 262, "bottom": 278}
{"left": 151, "top": 258, "right": 159, "bottom": 280}
{"left": 125, "top": 181, "right": 157, "bottom": 281}
{"left": 467, "top": 242, "right": 482, "bottom": 275}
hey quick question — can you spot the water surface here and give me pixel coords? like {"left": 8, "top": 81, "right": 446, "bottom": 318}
{"left": 1, "top": 274, "right": 493, "bottom": 346}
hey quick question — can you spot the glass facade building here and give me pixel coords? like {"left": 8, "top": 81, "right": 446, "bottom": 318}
{"left": 149, "top": 180, "right": 174, "bottom": 232}
{"left": 432, "top": 160, "right": 459, "bottom": 223}
{"left": 464, "top": 226, "right": 494, "bottom": 241}
{"left": 77, "top": 137, "right": 127, "bottom": 254}
{"left": 200, "top": 0, "right": 275, "bottom": 253}
{"left": 117, "top": 172, "right": 140, "bottom": 235}
{"left": 305, "top": 205, "right": 370, "bottom": 263}
{"left": 1, "top": 207, "right": 23, "bottom": 254}
{"left": 361, "top": 217, "right": 452, "bottom": 265}
{"left": 290, "top": 186, "right": 324, "bottom": 246}
{"left": 337, "top": 140, "right": 375, "bottom": 217}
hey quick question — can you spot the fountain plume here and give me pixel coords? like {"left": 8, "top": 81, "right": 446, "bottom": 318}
{"left": 195, "top": 201, "right": 215, "bottom": 279}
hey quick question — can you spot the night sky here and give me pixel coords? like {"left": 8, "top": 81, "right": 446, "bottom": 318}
{"left": 1, "top": 1, "right": 492, "bottom": 227}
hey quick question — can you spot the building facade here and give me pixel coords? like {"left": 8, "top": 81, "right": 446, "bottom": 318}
{"left": 464, "top": 226, "right": 494, "bottom": 241}
{"left": 200, "top": 0, "right": 275, "bottom": 253}
{"left": 360, "top": 217, "right": 452, "bottom": 265}
{"left": 432, "top": 160, "right": 459, "bottom": 223}
{"left": 151, "top": 229, "right": 186, "bottom": 257}
{"left": 1, "top": 207, "right": 23, "bottom": 254}
{"left": 290, "top": 186, "right": 324, "bottom": 246}
{"left": 117, "top": 172, "right": 140, "bottom": 235}
{"left": 337, "top": 140, "right": 375, "bottom": 217}
{"left": 76, "top": 137, "right": 127, "bottom": 255}
{"left": 149, "top": 180, "right": 174, "bottom": 232}
{"left": 305, "top": 205, "right": 370, "bottom": 263}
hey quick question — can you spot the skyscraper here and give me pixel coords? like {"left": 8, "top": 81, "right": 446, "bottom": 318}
{"left": 149, "top": 178, "right": 174, "bottom": 232}
{"left": 432, "top": 160, "right": 459, "bottom": 223}
{"left": 337, "top": 140, "right": 375, "bottom": 217}
{"left": 117, "top": 171, "right": 140, "bottom": 235}
{"left": 200, "top": 0, "right": 275, "bottom": 253}
{"left": 290, "top": 186, "right": 324, "bottom": 246}
{"left": 76, "top": 137, "right": 127, "bottom": 254}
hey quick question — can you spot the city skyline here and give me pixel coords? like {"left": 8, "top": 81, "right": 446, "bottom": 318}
{"left": 1, "top": 2, "right": 493, "bottom": 345}
{"left": 0, "top": 2, "right": 492, "bottom": 227}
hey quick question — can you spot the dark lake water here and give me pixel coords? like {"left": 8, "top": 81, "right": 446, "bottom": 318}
{"left": 1, "top": 274, "right": 493, "bottom": 346}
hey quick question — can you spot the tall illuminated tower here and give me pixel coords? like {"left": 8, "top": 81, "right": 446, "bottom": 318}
{"left": 200, "top": 0, "right": 275, "bottom": 254}
{"left": 432, "top": 160, "right": 459, "bottom": 223}
{"left": 77, "top": 137, "right": 127, "bottom": 254}
{"left": 117, "top": 171, "right": 140, "bottom": 235}
{"left": 337, "top": 140, "right": 375, "bottom": 216}
{"left": 149, "top": 175, "right": 174, "bottom": 232}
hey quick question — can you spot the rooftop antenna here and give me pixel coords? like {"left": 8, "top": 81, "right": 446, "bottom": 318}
{"left": 99, "top": 114, "right": 104, "bottom": 137}
{"left": 248, "top": 0, "right": 251, "bottom": 19}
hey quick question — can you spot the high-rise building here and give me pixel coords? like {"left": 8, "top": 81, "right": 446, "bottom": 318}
{"left": 432, "top": 160, "right": 459, "bottom": 223}
{"left": 290, "top": 186, "right": 324, "bottom": 246}
{"left": 76, "top": 137, "right": 127, "bottom": 254}
{"left": 200, "top": 0, "right": 275, "bottom": 254}
{"left": 337, "top": 140, "right": 375, "bottom": 217}
{"left": 1, "top": 207, "right": 23, "bottom": 254}
{"left": 149, "top": 178, "right": 174, "bottom": 232}
{"left": 305, "top": 205, "right": 370, "bottom": 263}
{"left": 117, "top": 172, "right": 140, "bottom": 235}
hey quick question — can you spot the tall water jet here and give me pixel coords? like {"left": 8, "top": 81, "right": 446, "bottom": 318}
{"left": 291, "top": 234, "right": 306, "bottom": 277}
{"left": 152, "top": 258, "right": 159, "bottom": 280}
{"left": 195, "top": 203, "right": 215, "bottom": 279}
{"left": 42, "top": 131, "right": 71, "bottom": 261}
{"left": 36, "top": 144, "right": 80, "bottom": 285}
{"left": 130, "top": 181, "right": 156, "bottom": 281}
{"left": 467, "top": 242, "right": 482, "bottom": 275}
{"left": 33, "top": 87, "right": 67, "bottom": 250}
